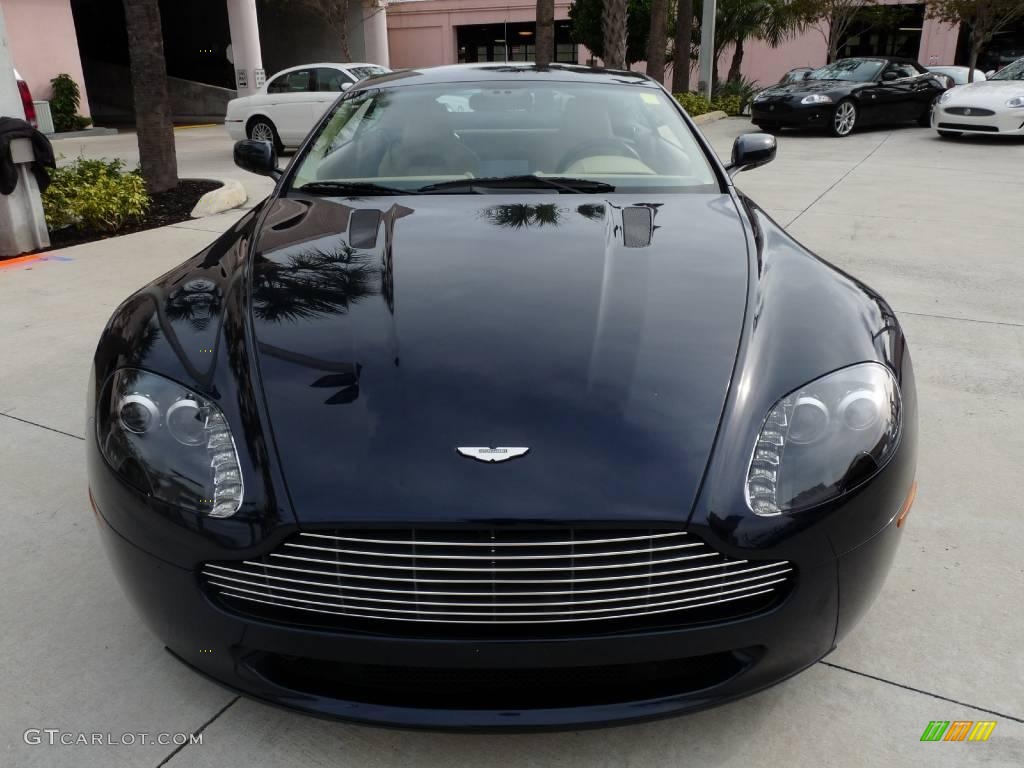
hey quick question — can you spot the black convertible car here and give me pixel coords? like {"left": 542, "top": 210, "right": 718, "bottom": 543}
{"left": 752, "top": 57, "right": 947, "bottom": 136}
{"left": 88, "top": 64, "right": 917, "bottom": 729}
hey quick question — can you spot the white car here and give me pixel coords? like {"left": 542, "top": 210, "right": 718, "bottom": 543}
{"left": 932, "top": 57, "right": 1024, "bottom": 137}
{"left": 926, "top": 66, "right": 986, "bottom": 86}
{"left": 225, "top": 62, "right": 389, "bottom": 149}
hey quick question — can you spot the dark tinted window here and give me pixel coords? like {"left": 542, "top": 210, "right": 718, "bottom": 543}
{"left": 317, "top": 68, "right": 351, "bottom": 92}
{"left": 267, "top": 69, "right": 315, "bottom": 94}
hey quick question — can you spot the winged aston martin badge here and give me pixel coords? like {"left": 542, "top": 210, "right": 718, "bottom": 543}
{"left": 456, "top": 447, "right": 530, "bottom": 463}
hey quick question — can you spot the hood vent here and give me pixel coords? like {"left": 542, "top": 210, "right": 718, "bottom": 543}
{"left": 622, "top": 206, "right": 653, "bottom": 248}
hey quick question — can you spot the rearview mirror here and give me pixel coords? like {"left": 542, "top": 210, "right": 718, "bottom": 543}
{"left": 726, "top": 133, "right": 776, "bottom": 177}
{"left": 233, "top": 139, "right": 281, "bottom": 179}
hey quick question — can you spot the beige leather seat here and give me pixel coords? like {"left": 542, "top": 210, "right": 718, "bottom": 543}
{"left": 377, "top": 98, "right": 480, "bottom": 178}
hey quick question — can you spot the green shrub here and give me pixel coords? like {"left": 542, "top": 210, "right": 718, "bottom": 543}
{"left": 714, "top": 76, "right": 761, "bottom": 115}
{"left": 43, "top": 158, "right": 149, "bottom": 234}
{"left": 711, "top": 94, "right": 743, "bottom": 116}
{"left": 673, "top": 92, "right": 712, "bottom": 116}
{"left": 49, "top": 74, "right": 93, "bottom": 133}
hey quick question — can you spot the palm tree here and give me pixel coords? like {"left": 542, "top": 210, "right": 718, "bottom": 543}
{"left": 672, "top": 0, "right": 695, "bottom": 92}
{"left": 121, "top": 0, "right": 178, "bottom": 192}
{"left": 480, "top": 204, "right": 566, "bottom": 230}
{"left": 251, "top": 244, "right": 381, "bottom": 323}
{"left": 536, "top": 0, "right": 555, "bottom": 66}
{"left": 647, "top": 0, "right": 669, "bottom": 81}
{"left": 602, "top": 0, "right": 629, "bottom": 68}
{"left": 716, "top": 0, "right": 805, "bottom": 83}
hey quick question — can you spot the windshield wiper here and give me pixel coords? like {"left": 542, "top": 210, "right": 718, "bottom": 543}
{"left": 297, "top": 181, "right": 418, "bottom": 196}
{"left": 417, "top": 175, "right": 615, "bottom": 194}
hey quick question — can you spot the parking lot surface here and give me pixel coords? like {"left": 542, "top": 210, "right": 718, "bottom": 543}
{"left": 1, "top": 121, "right": 1021, "bottom": 767}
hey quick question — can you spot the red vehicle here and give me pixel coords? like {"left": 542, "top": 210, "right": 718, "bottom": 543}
{"left": 13, "top": 68, "right": 37, "bottom": 128}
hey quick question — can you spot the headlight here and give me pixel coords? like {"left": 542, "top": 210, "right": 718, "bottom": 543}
{"left": 97, "top": 369, "right": 244, "bottom": 518}
{"left": 745, "top": 363, "right": 901, "bottom": 516}
{"left": 1006, "top": 96, "right": 1024, "bottom": 108}
{"left": 801, "top": 94, "right": 833, "bottom": 104}
{"left": 939, "top": 90, "right": 954, "bottom": 104}
{"left": 753, "top": 91, "right": 770, "bottom": 102}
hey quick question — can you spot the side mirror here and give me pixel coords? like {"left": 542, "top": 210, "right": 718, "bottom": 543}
{"left": 233, "top": 139, "right": 281, "bottom": 179}
{"left": 881, "top": 71, "right": 898, "bottom": 81}
{"left": 726, "top": 133, "right": 776, "bottom": 177}
{"left": 985, "top": 70, "right": 995, "bottom": 78}
{"left": 341, "top": 82, "right": 353, "bottom": 91}
{"left": 801, "top": 70, "right": 812, "bottom": 80}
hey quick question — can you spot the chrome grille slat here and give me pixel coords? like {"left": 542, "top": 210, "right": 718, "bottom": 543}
{"left": 227, "top": 557, "right": 753, "bottom": 585}
{"left": 282, "top": 540, "right": 705, "bottom": 560}
{"left": 202, "top": 528, "right": 794, "bottom": 629}
{"left": 211, "top": 579, "right": 787, "bottom": 617}
{"left": 268, "top": 549, "right": 719, "bottom": 573}
{"left": 216, "top": 587, "right": 778, "bottom": 624}
{"left": 205, "top": 568, "right": 792, "bottom": 608}
{"left": 204, "top": 560, "right": 785, "bottom": 596}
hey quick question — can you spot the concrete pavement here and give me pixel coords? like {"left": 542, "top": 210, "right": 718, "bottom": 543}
{"left": 1, "top": 120, "right": 1021, "bottom": 767}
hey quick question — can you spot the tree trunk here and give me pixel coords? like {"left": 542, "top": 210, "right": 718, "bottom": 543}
{"left": 728, "top": 37, "right": 744, "bottom": 82}
{"left": 967, "top": 38, "right": 980, "bottom": 83}
{"left": 535, "top": 0, "right": 555, "bottom": 67}
{"left": 646, "top": 0, "right": 669, "bottom": 82}
{"left": 602, "top": 0, "right": 628, "bottom": 69}
{"left": 122, "top": 0, "right": 178, "bottom": 193}
{"left": 672, "top": 0, "right": 694, "bottom": 93}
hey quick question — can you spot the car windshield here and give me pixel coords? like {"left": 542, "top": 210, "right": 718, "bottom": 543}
{"left": 990, "top": 59, "right": 1024, "bottom": 81}
{"left": 288, "top": 80, "right": 719, "bottom": 194}
{"left": 348, "top": 65, "right": 388, "bottom": 81}
{"left": 807, "top": 60, "right": 884, "bottom": 82}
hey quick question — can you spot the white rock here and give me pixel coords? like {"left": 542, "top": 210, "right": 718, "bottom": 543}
{"left": 190, "top": 180, "right": 247, "bottom": 218}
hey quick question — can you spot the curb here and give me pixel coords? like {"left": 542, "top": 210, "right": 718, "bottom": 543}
{"left": 190, "top": 179, "right": 247, "bottom": 218}
{"left": 692, "top": 111, "right": 729, "bottom": 125}
{"left": 48, "top": 127, "right": 119, "bottom": 140}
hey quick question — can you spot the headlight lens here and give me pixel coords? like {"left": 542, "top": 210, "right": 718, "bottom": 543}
{"left": 97, "top": 369, "right": 244, "bottom": 518}
{"left": 753, "top": 91, "right": 770, "bottom": 102}
{"left": 745, "top": 363, "right": 901, "bottom": 516}
{"left": 1006, "top": 96, "right": 1024, "bottom": 108}
{"left": 939, "top": 90, "right": 954, "bottom": 104}
{"left": 801, "top": 94, "right": 833, "bottom": 104}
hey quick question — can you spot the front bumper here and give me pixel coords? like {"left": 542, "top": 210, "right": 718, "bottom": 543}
{"left": 932, "top": 106, "right": 1024, "bottom": 135}
{"left": 90, "top": 485, "right": 906, "bottom": 730}
{"left": 751, "top": 101, "right": 832, "bottom": 129}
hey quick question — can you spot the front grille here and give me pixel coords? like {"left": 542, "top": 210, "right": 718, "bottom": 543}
{"left": 944, "top": 107, "right": 995, "bottom": 116}
{"left": 202, "top": 528, "right": 794, "bottom": 632}
{"left": 245, "top": 649, "right": 753, "bottom": 709}
{"left": 938, "top": 122, "right": 999, "bottom": 132}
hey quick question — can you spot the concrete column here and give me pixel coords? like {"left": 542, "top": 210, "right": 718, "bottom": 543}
{"left": 363, "top": 0, "right": 390, "bottom": 68}
{"left": 226, "top": 0, "right": 264, "bottom": 96}
{"left": 0, "top": 2, "right": 49, "bottom": 257}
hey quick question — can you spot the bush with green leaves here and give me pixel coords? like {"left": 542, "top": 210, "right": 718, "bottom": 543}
{"left": 711, "top": 94, "right": 743, "bottom": 116}
{"left": 49, "top": 74, "right": 92, "bottom": 133}
{"left": 674, "top": 92, "right": 712, "bottom": 116}
{"left": 43, "top": 158, "right": 150, "bottom": 234}
{"left": 714, "top": 76, "right": 761, "bottom": 115}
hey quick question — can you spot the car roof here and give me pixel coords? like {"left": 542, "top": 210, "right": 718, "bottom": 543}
{"left": 269, "top": 62, "right": 386, "bottom": 78}
{"left": 355, "top": 63, "right": 655, "bottom": 90}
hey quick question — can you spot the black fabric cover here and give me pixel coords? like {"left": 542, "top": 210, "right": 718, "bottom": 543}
{"left": 0, "top": 116, "right": 56, "bottom": 195}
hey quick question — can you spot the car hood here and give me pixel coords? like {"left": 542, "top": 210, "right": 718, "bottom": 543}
{"left": 944, "top": 80, "right": 1024, "bottom": 104}
{"left": 249, "top": 193, "right": 750, "bottom": 525}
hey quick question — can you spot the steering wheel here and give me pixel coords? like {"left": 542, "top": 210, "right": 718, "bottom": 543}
{"left": 557, "top": 138, "right": 642, "bottom": 173}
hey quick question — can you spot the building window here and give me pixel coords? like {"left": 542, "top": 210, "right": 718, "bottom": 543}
{"left": 455, "top": 21, "right": 577, "bottom": 64}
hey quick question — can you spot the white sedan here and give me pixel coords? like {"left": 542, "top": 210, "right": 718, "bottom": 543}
{"left": 225, "top": 62, "right": 389, "bottom": 150}
{"left": 926, "top": 66, "right": 986, "bottom": 86}
{"left": 932, "top": 56, "right": 1024, "bottom": 137}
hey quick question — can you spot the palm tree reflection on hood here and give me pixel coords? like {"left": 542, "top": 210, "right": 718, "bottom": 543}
{"left": 251, "top": 242, "right": 382, "bottom": 323}
{"left": 480, "top": 203, "right": 566, "bottom": 230}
